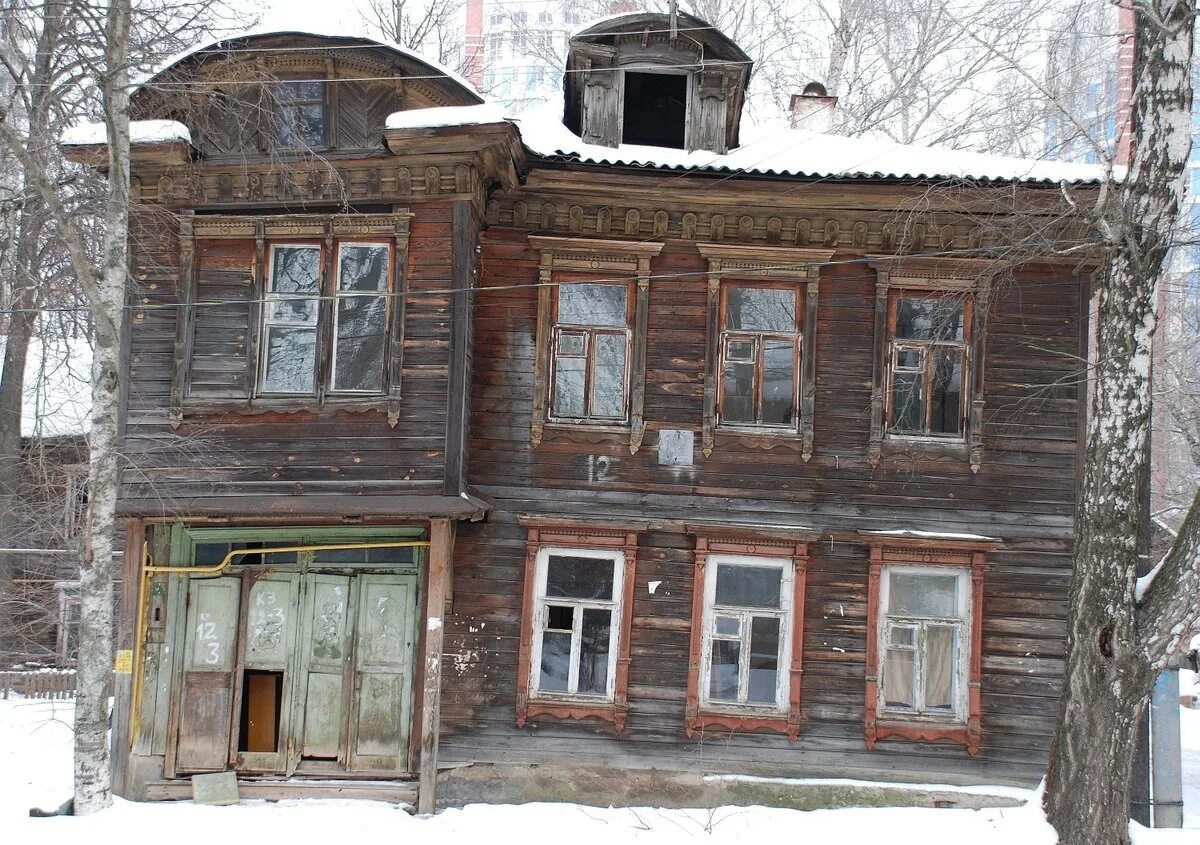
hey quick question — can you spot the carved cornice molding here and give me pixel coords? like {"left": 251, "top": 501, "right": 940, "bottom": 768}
{"left": 192, "top": 213, "right": 413, "bottom": 240}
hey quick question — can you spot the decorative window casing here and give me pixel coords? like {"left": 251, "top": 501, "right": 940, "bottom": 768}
{"left": 528, "top": 237, "right": 664, "bottom": 453}
{"left": 867, "top": 259, "right": 995, "bottom": 471}
{"left": 170, "top": 213, "right": 411, "bottom": 426}
{"left": 516, "top": 524, "right": 639, "bottom": 731}
{"left": 698, "top": 244, "right": 833, "bottom": 460}
{"left": 684, "top": 533, "right": 809, "bottom": 740}
{"left": 863, "top": 536, "right": 993, "bottom": 755}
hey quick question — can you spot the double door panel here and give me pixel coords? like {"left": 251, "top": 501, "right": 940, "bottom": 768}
{"left": 173, "top": 571, "right": 417, "bottom": 777}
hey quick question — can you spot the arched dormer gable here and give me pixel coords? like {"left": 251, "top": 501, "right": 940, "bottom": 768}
{"left": 131, "top": 31, "right": 484, "bottom": 159}
{"left": 563, "top": 12, "right": 751, "bottom": 154}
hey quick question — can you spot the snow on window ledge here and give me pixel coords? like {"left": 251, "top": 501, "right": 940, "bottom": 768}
{"left": 60, "top": 119, "right": 192, "bottom": 147}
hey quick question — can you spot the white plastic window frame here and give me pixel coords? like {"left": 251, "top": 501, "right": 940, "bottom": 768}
{"left": 699, "top": 553, "right": 795, "bottom": 714}
{"left": 528, "top": 545, "right": 626, "bottom": 702}
{"left": 877, "top": 564, "right": 971, "bottom": 723}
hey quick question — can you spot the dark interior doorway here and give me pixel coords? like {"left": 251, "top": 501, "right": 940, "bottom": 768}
{"left": 622, "top": 71, "right": 687, "bottom": 149}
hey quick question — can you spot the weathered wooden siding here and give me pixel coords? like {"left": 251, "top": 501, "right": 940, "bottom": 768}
{"left": 121, "top": 200, "right": 459, "bottom": 513}
{"left": 438, "top": 223, "right": 1082, "bottom": 787}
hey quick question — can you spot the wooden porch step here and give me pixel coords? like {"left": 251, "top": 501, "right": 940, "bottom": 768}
{"left": 145, "top": 778, "right": 418, "bottom": 806}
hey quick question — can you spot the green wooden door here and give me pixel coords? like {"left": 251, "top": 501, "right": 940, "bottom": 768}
{"left": 175, "top": 577, "right": 241, "bottom": 773}
{"left": 348, "top": 573, "right": 417, "bottom": 773}
{"left": 292, "top": 574, "right": 353, "bottom": 769}
{"left": 234, "top": 573, "right": 299, "bottom": 772}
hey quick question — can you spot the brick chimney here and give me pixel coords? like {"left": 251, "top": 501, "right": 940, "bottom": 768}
{"left": 464, "top": 0, "right": 484, "bottom": 90}
{"left": 790, "top": 82, "right": 837, "bottom": 133}
{"left": 1114, "top": 0, "right": 1135, "bottom": 166}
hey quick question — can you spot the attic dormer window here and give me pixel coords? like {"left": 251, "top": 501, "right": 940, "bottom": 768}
{"left": 622, "top": 71, "right": 687, "bottom": 149}
{"left": 274, "top": 80, "right": 326, "bottom": 149}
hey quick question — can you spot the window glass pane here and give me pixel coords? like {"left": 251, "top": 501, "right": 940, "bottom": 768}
{"left": 334, "top": 295, "right": 387, "bottom": 392}
{"left": 194, "top": 542, "right": 231, "bottom": 566}
{"left": 558, "top": 284, "right": 627, "bottom": 327}
{"left": 552, "top": 355, "right": 586, "bottom": 417}
{"left": 895, "top": 347, "right": 923, "bottom": 369}
{"left": 578, "top": 608, "right": 612, "bottom": 696}
{"left": 338, "top": 245, "right": 388, "bottom": 292}
{"left": 539, "top": 630, "right": 571, "bottom": 692}
{"left": 714, "top": 615, "right": 741, "bottom": 637}
{"left": 748, "top": 616, "right": 780, "bottom": 704}
{"left": 925, "top": 624, "right": 958, "bottom": 710}
{"left": 761, "top": 339, "right": 795, "bottom": 425}
{"left": 715, "top": 564, "right": 782, "bottom": 609}
{"left": 277, "top": 103, "right": 325, "bottom": 148}
{"left": 884, "top": 647, "right": 916, "bottom": 709}
{"left": 591, "top": 333, "right": 627, "bottom": 418}
{"left": 278, "top": 80, "right": 324, "bottom": 101}
{"left": 890, "top": 370, "right": 924, "bottom": 432}
{"left": 929, "top": 347, "right": 963, "bottom": 434}
{"left": 725, "top": 338, "right": 754, "bottom": 362}
{"left": 557, "top": 332, "right": 585, "bottom": 356}
{"left": 888, "top": 572, "right": 959, "bottom": 617}
{"left": 269, "top": 246, "right": 320, "bottom": 322}
{"left": 722, "top": 360, "right": 755, "bottom": 423}
{"left": 725, "top": 287, "right": 796, "bottom": 332}
{"left": 888, "top": 624, "right": 917, "bottom": 647}
{"left": 708, "top": 639, "right": 740, "bottom": 702}
{"left": 545, "top": 555, "right": 616, "bottom": 600}
{"left": 262, "top": 326, "right": 316, "bottom": 393}
{"left": 546, "top": 604, "right": 574, "bottom": 630}
{"left": 367, "top": 546, "right": 416, "bottom": 565}
{"left": 895, "top": 297, "right": 965, "bottom": 341}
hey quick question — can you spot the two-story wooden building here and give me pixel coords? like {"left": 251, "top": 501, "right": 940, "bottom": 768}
{"left": 68, "top": 14, "right": 1104, "bottom": 812}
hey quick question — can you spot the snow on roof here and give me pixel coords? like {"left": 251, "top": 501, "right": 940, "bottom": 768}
{"left": 139, "top": 28, "right": 481, "bottom": 101}
{"left": 510, "top": 103, "right": 1106, "bottom": 185}
{"left": 862, "top": 529, "right": 997, "bottom": 542}
{"left": 385, "top": 103, "right": 507, "bottom": 131}
{"left": 60, "top": 119, "right": 191, "bottom": 147}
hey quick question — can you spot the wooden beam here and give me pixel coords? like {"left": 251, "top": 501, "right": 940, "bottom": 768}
{"left": 418, "top": 517, "right": 453, "bottom": 814}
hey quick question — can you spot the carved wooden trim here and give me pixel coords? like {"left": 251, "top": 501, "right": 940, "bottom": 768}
{"left": 683, "top": 533, "right": 808, "bottom": 742}
{"left": 193, "top": 214, "right": 413, "bottom": 239}
{"left": 169, "top": 212, "right": 196, "bottom": 427}
{"left": 868, "top": 272, "right": 889, "bottom": 466}
{"left": 698, "top": 245, "right": 833, "bottom": 457}
{"left": 527, "top": 237, "right": 664, "bottom": 448}
{"left": 863, "top": 540, "right": 989, "bottom": 756}
{"left": 515, "top": 525, "right": 640, "bottom": 734}
{"left": 800, "top": 278, "right": 819, "bottom": 461}
{"left": 387, "top": 216, "right": 411, "bottom": 427}
{"left": 315, "top": 222, "right": 336, "bottom": 404}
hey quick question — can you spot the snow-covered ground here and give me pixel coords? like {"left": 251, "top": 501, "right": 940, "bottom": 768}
{"left": 1, "top": 689, "right": 1197, "bottom": 844}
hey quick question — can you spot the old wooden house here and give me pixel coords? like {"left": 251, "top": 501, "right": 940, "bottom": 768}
{"left": 68, "top": 14, "right": 1105, "bottom": 811}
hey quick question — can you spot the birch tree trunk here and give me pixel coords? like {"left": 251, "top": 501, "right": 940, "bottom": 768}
{"left": 1044, "top": 3, "right": 1199, "bottom": 843}
{"left": 73, "top": 0, "right": 131, "bottom": 814}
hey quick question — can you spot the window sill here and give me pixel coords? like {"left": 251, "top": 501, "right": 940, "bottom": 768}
{"left": 517, "top": 698, "right": 628, "bottom": 733}
{"left": 686, "top": 708, "right": 800, "bottom": 741}
{"left": 880, "top": 436, "right": 969, "bottom": 459}
{"left": 181, "top": 397, "right": 390, "bottom": 417}
{"left": 868, "top": 718, "right": 980, "bottom": 755}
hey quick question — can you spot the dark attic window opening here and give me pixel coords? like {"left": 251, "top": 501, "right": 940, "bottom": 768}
{"left": 622, "top": 71, "right": 687, "bottom": 149}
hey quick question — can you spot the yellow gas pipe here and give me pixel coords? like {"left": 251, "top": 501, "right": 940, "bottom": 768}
{"left": 128, "top": 539, "right": 431, "bottom": 751}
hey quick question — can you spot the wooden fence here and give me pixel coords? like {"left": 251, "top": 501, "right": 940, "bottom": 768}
{"left": 0, "top": 670, "right": 76, "bottom": 699}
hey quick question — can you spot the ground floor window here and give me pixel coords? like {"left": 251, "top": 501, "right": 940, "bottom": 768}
{"left": 516, "top": 524, "right": 639, "bottom": 732}
{"left": 864, "top": 538, "right": 990, "bottom": 755}
{"left": 685, "top": 535, "right": 809, "bottom": 740}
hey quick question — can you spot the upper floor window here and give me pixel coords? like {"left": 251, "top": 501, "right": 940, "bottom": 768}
{"left": 719, "top": 285, "right": 801, "bottom": 429}
{"left": 549, "top": 282, "right": 631, "bottom": 423}
{"left": 886, "top": 293, "right": 970, "bottom": 437}
{"left": 261, "top": 241, "right": 391, "bottom": 397}
{"left": 273, "top": 80, "right": 326, "bottom": 149}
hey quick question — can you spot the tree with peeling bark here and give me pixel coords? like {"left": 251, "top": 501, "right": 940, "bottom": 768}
{"left": 1041, "top": 1, "right": 1200, "bottom": 843}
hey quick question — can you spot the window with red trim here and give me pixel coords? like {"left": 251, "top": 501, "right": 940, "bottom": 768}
{"left": 685, "top": 537, "right": 808, "bottom": 741}
{"left": 864, "top": 541, "right": 987, "bottom": 755}
{"left": 516, "top": 526, "right": 638, "bottom": 732}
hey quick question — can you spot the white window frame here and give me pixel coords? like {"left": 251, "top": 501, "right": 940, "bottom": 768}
{"left": 329, "top": 241, "right": 391, "bottom": 395}
{"left": 260, "top": 242, "right": 322, "bottom": 396}
{"left": 528, "top": 546, "right": 625, "bottom": 702}
{"left": 877, "top": 564, "right": 971, "bottom": 723}
{"left": 699, "top": 553, "right": 794, "bottom": 713}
